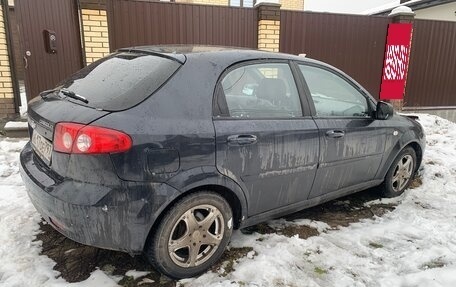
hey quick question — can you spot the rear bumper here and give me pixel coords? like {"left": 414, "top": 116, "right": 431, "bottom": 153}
{"left": 20, "top": 142, "right": 181, "bottom": 254}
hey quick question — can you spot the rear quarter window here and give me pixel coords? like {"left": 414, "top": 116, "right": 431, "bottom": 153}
{"left": 59, "top": 52, "right": 182, "bottom": 111}
{"left": 219, "top": 62, "right": 302, "bottom": 118}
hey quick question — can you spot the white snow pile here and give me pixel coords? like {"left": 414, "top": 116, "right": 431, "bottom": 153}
{"left": 0, "top": 114, "right": 455, "bottom": 287}
{"left": 124, "top": 270, "right": 150, "bottom": 280}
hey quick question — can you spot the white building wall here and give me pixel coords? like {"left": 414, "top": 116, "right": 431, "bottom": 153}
{"left": 414, "top": 2, "right": 456, "bottom": 22}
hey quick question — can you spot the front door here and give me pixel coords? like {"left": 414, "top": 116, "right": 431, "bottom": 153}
{"left": 213, "top": 61, "right": 319, "bottom": 216}
{"left": 15, "top": 0, "right": 83, "bottom": 101}
{"left": 297, "top": 63, "right": 387, "bottom": 198}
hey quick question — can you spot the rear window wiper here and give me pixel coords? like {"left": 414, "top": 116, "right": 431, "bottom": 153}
{"left": 60, "top": 88, "right": 89, "bottom": 104}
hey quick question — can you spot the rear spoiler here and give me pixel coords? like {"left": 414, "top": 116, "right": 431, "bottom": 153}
{"left": 117, "top": 48, "right": 186, "bottom": 64}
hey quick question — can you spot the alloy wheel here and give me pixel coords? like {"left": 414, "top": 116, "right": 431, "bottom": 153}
{"left": 391, "top": 154, "right": 414, "bottom": 192}
{"left": 168, "top": 204, "right": 225, "bottom": 268}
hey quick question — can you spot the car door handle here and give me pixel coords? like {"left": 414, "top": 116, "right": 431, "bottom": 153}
{"left": 227, "top": 134, "right": 257, "bottom": 145}
{"left": 326, "top": 130, "right": 345, "bottom": 138}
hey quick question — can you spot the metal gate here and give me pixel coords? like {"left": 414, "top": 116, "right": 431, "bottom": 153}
{"left": 280, "top": 11, "right": 389, "bottom": 99}
{"left": 15, "top": 0, "right": 83, "bottom": 101}
{"left": 107, "top": 0, "right": 258, "bottom": 51}
{"left": 405, "top": 19, "right": 456, "bottom": 107}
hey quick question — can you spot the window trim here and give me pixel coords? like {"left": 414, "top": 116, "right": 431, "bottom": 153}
{"left": 229, "top": 0, "right": 256, "bottom": 7}
{"left": 293, "top": 61, "right": 377, "bottom": 119}
{"left": 212, "top": 59, "right": 312, "bottom": 120}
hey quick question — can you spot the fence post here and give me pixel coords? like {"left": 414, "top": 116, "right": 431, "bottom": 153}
{"left": 387, "top": 6, "right": 415, "bottom": 111}
{"left": 81, "top": 8, "right": 110, "bottom": 65}
{"left": 0, "top": 4, "right": 16, "bottom": 119}
{"left": 255, "top": 1, "right": 281, "bottom": 52}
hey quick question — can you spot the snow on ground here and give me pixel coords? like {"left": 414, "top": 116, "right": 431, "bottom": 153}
{"left": 124, "top": 270, "right": 151, "bottom": 280}
{"left": 0, "top": 114, "right": 455, "bottom": 287}
{"left": 0, "top": 139, "right": 118, "bottom": 287}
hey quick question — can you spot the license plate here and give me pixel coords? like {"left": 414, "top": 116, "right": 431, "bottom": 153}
{"left": 31, "top": 130, "right": 53, "bottom": 164}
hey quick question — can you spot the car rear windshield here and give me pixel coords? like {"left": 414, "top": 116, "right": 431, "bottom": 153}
{"left": 59, "top": 52, "right": 182, "bottom": 111}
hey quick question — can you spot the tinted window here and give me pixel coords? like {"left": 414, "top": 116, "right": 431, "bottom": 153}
{"left": 299, "top": 65, "right": 369, "bottom": 117}
{"left": 59, "top": 52, "right": 181, "bottom": 111}
{"left": 221, "top": 63, "right": 302, "bottom": 118}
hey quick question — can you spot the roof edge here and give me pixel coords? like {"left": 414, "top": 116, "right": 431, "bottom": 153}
{"left": 368, "top": 0, "right": 454, "bottom": 16}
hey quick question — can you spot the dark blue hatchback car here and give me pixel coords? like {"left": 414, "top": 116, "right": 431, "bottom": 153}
{"left": 20, "top": 46, "right": 425, "bottom": 279}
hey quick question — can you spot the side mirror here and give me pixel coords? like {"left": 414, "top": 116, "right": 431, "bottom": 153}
{"left": 376, "top": 101, "right": 394, "bottom": 120}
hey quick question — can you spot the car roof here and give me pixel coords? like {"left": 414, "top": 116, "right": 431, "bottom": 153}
{"left": 117, "top": 44, "right": 321, "bottom": 65}
{"left": 116, "top": 45, "right": 372, "bottom": 99}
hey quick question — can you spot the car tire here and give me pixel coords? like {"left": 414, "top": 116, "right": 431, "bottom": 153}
{"left": 381, "top": 146, "right": 417, "bottom": 198}
{"left": 144, "top": 191, "right": 233, "bottom": 279}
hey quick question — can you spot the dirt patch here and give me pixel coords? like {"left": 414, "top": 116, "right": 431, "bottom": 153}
{"left": 420, "top": 257, "right": 446, "bottom": 270}
{"left": 241, "top": 222, "right": 276, "bottom": 235}
{"left": 409, "top": 176, "right": 423, "bottom": 189}
{"left": 314, "top": 266, "right": 328, "bottom": 275}
{"left": 37, "top": 224, "right": 255, "bottom": 285}
{"left": 241, "top": 187, "right": 398, "bottom": 240}
{"left": 274, "top": 187, "right": 395, "bottom": 230}
{"left": 368, "top": 242, "right": 384, "bottom": 249}
{"left": 279, "top": 225, "right": 320, "bottom": 239}
{"left": 37, "top": 222, "right": 174, "bottom": 286}
{"left": 242, "top": 222, "right": 319, "bottom": 239}
{"left": 211, "top": 247, "right": 254, "bottom": 277}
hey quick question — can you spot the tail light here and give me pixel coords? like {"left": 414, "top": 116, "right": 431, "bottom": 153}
{"left": 54, "top": 122, "right": 132, "bottom": 154}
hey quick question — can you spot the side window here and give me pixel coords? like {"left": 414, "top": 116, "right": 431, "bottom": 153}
{"left": 299, "top": 65, "right": 369, "bottom": 117}
{"left": 221, "top": 63, "right": 302, "bottom": 118}
{"left": 229, "top": 0, "right": 254, "bottom": 7}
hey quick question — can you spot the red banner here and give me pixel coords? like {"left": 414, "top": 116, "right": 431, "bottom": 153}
{"left": 380, "top": 23, "right": 413, "bottom": 100}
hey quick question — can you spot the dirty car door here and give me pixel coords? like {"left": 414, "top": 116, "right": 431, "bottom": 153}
{"left": 297, "top": 64, "right": 386, "bottom": 199}
{"left": 213, "top": 62, "right": 319, "bottom": 216}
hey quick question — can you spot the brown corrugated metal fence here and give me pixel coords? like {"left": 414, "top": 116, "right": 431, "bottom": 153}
{"left": 11, "top": 0, "right": 456, "bottom": 108}
{"left": 106, "top": 0, "right": 258, "bottom": 51}
{"left": 405, "top": 19, "right": 456, "bottom": 107}
{"left": 280, "top": 11, "right": 389, "bottom": 99}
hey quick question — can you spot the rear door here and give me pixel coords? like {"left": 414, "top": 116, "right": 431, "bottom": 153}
{"left": 296, "top": 63, "right": 387, "bottom": 198}
{"left": 213, "top": 61, "right": 319, "bottom": 216}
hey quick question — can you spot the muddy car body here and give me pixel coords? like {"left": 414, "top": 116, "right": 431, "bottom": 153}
{"left": 20, "top": 46, "right": 425, "bottom": 278}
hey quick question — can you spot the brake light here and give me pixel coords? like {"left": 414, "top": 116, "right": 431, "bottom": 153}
{"left": 54, "top": 123, "right": 83, "bottom": 153}
{"left": 53, "top": 122, "right": 132, "bottom": 154}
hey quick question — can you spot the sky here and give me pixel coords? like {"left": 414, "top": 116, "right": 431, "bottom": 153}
{"left": 304, "top": 0, "right": 398, "bottom": 14}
